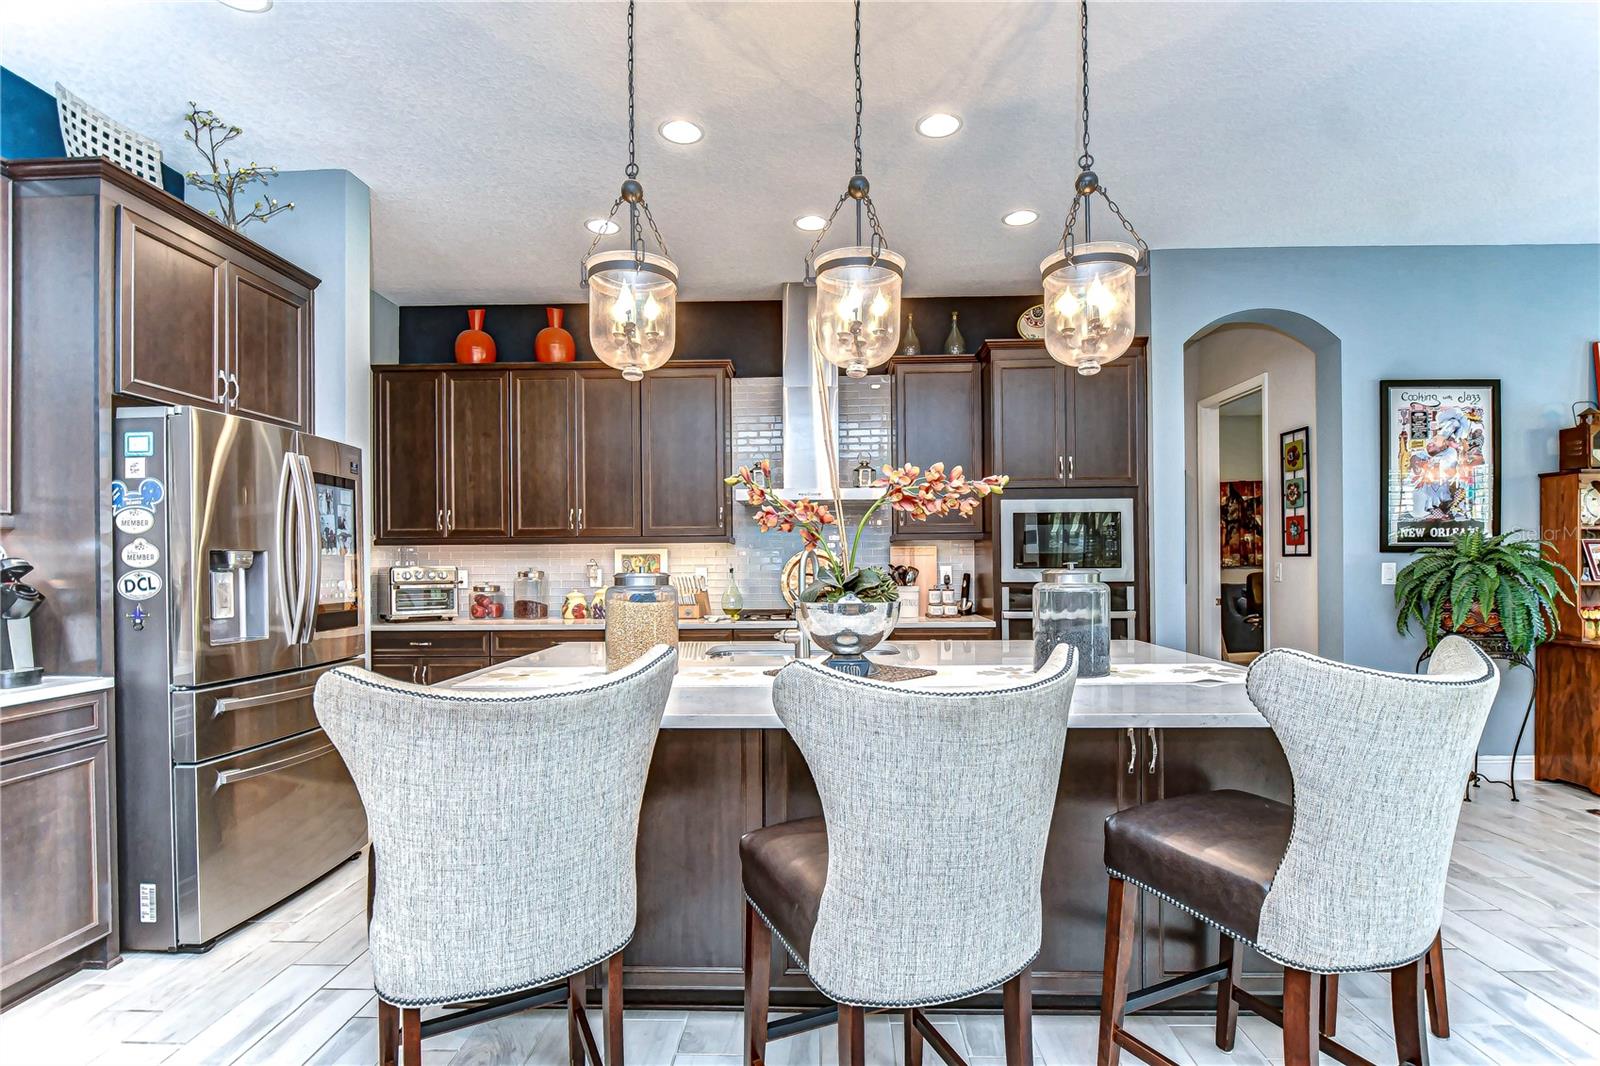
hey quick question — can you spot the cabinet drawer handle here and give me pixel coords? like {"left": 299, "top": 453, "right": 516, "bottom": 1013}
{"left": 445, "top": 508, "right": 453, "bottom": 531}
{"left": 569, "top": 507, "right": 576, "bottom": 531}
{"left": 436, "top": 509, "right": 444, "bottom": 531}
{"left": 577, "top": 508, "right": 584, "bottom": 530}
{"left": 229, "top": 372, "right": 240, "bottom": 406}
{"left": 406, "top": 641, "right": 433, "bottom": 647}
{"left": 1058, "top": 455, "right": 1066, "bottom": 480}
{"left": 1126, "top": 727, "right": 1136, "bottom": 774}
{"left": 217, "top": 369, "right": 229, "bottom": 404}
{"left": 1069, "top": 455, "right": 1075, "bottom": 480}
{"left": 1147, "top": 727, "right": 1158, "bottom": 774}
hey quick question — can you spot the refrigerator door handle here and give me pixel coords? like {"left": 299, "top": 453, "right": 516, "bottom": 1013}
{"left": 275, "top": 454, "right": 298, "bottom": 638}
{"left": 295, "top": 455, "right": 319, "bottom": 644}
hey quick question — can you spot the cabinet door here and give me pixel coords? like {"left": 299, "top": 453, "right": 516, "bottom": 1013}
{"left": 1, "top": 740, "right": 112, "bottom": 988}
{"left": 575, "top": 370, "right": 642, "bottom": 538}
{"left": 228, "top": 264, "right": 310, "bottom": 430}
{"left": 418, "top": 657, "right": 492, "bottom": 686}
{"left": 1066, "top": 352, "right": 1142, "bottom": 486}
{"left": 893, "top": 359, "right": 983, "bottom": 537}
{"left": 367, "top": 658, "right": 420, "bottom": 685}
{"left": 116, "top": 206, "right": 227, "bottom": 410}
{"left": 1141, "top": 728, "right": 1294, "bottom": 994}
{"left": 511, "top": 371, "right": 579, "bottom": 538}
{"left": 442, "top": 372, "right": 510, "bottom": 538}
{"left": 641, "top": 367, "right": 729, "bottom": 537}
{"left": 374, "top": 372, "right": 444, "bottom": 540}
{"left": 989, "top": 358, "right": 1067, "bottom": 487}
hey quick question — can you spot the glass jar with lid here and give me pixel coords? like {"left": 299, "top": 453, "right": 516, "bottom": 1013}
{"left": 467, "top": 583, "right": 507, "bottom": 620}
{"left": 514, "top": 569, "right": 548, "bottom": 619}
{"left": 1032, "top": 567, "right": 1110, "bottom": 676}
{"left": 604, "top": 572, "right": 679, "bottom": 671}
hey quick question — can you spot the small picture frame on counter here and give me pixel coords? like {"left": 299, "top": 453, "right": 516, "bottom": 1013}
{"left": 614, "top": 548, "right": 669, "bottom": 575}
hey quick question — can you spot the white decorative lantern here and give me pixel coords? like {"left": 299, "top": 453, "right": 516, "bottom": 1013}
{"left": 1040, "top": 240, "right": 1138, "bottom": 376}
{"left": 812, "top": 246, "right": 904, "bottom": 378}
{"left": 585, "top": 250, "right": 678, "bottom": 381}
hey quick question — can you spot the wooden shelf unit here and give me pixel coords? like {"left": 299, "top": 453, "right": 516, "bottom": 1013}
{"left": 1537, "top": 472, "right": 1600, "bottom": 794}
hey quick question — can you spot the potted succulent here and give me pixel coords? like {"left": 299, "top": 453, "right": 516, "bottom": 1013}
{"left": 727, "top": 459, "right": 1008, "bottom": 672}
{"left": 1394, "top": 529, "right": 1577, "bottom": 660}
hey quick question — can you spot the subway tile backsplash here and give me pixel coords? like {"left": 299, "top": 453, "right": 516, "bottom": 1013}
{"left": 371, "top": 375, "right": 976, "bottom": 614}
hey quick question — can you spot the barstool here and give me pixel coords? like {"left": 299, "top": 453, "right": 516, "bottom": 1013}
{"left": 741, "top": 647, "right": 1079, "bottom": 1066}
{"left": 1096, "top": 636, "right": 1498, "bottom": 1066}
{"left": 314, "top": 644, "right": 677, "bottom": 1066}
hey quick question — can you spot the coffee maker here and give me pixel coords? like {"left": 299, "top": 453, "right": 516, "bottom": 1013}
{"left": 2, "top": 556, "right": 45, "bottom": 687}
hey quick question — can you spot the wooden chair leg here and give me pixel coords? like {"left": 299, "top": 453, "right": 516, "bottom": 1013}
{"left": 1320, "top": 973, "right": 1339, "bottom": 1037}
{"left": 1097, "top": 875, "right": 1136, "bottom": 1066}
{"left": 1214, "top": 934, "right": 1243, "bottom": 1051}
{"left": 1425, "top": 933, "right": 1449, "bottom": 1038}
{"left": 743, "top": 903, "right": 771, "bottom": 1066}
{"left": 568, "top": 972, "right": 587, "bottom": 1066}
{"left": 1282, "top": 969, "right": 1320, "bottom": 1066}
{"left": 602, "top": 951, "right": 624, "bottom": 1066}
{"left": 1392, "top": 957, "right": 1429, "bottom": 1065}
{"left": 903, "top": 1009, "right": 923, "bottom": 1066}
{"left": 400, "top": 1007, "right": 421, "bottom": 1066}
{"left": 837, "top": 1003, "right": 865, "bottom": 1066}
{"left": 1003, "top": 969, "right": 1033, "bottom": 1066}
{"left": 377, "top": 999, "right": 399, "bottom": 1066}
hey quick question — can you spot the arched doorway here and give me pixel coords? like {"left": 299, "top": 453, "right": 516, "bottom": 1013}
{"left": 1182, "top": 310, "right": 1342, "bottom": 660}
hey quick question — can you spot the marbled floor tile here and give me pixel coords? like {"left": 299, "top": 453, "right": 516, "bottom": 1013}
{"left": 162, "top": 964, "right": 342, "bottom": 1066}
{"left": 232, "top": 987, "right": 372, "bottom": 1066}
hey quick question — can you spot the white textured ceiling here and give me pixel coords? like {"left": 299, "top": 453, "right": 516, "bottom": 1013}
{"left": 3, "top": 1, "right": 1596, "bottom": 303}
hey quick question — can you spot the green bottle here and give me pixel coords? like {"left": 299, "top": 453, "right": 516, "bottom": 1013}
{"left": 721, "top": 567, "right": 744, "bottom": 621}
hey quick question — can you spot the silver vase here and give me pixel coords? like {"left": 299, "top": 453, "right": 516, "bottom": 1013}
{"left": 797, "top": 596, "right": 900, "bottom": 675}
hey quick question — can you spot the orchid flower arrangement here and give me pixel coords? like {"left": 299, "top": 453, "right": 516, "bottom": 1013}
{"left": 726, "top": 459, "right": 1009, "bottom": 603}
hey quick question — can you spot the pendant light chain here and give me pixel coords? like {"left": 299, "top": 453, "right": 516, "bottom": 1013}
{"left": 1077, "top": 0, "right": 1093, "bottom": 172}
{"left": 806, "top": 0, "right": 890, "bottom": 277}
{"left": 853, "top": 0, "right": 864, "bottom": 178}
{"left": 626, "top": 0, "right": 638, "bottom": 179}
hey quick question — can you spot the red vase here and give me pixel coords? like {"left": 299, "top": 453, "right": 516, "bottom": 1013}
{"left": 454, "top": 308, "right": 497, "bottom": 364}
{"left": 534, "top": 307, "right": 576, "bottom": 363}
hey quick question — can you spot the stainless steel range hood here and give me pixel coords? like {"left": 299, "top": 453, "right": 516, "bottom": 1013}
{"left": 772, "top": 281, "right": 878, "bottom": 500}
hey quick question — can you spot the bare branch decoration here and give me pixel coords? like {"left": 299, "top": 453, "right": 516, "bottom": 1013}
{"left": 182, "top": 103, "right": 294, "bottom": 231}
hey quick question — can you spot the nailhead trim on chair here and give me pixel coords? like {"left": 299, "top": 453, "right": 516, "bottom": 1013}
{"left": 373, "top": 932, "right": 633, "bottom": 1009}
{"left": 329, "top": 644, "right": 678, "bottom": 704}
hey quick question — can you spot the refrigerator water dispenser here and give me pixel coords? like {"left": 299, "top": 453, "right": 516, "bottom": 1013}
{"left": 208, "top": 549, "right": 265, "bottom": 644}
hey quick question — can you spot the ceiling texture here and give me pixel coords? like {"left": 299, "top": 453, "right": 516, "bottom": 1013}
{"left": 3, "top": 1, "right": 1596, "bottom": 304}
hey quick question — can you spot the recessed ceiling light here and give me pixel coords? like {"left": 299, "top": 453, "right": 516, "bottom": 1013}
{"left": 915, "top": 112, "right": 962, "bottom": 139}
{"left": 658, "top": 119, "right": 704, "bottom": 145}
{"left": 793, "top": 214, "right": 828, "bottom": 232}
{"left": 584, "top": 218, "right": 620, "bottom": 235}
{"left": 217, "top": 0, "right": 273, "bottom": 11}
{"left": 1002, "top": 209, "right": 1039, "bottom": 227}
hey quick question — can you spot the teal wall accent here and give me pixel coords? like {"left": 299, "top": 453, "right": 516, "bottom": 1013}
{"left": 1149, "top": 244, "right": 1600, "bottom": 755}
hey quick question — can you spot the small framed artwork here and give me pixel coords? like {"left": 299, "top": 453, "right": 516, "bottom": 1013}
{"left": 1379, "top": 379, "right": 1501, "bottom": 552}
{"left": 1220, "top": 481, "right": 1264, "bottom": 568}
{"left": 1583, "top": 540, "right": 1600, "bottom": 582}
{"left": 1280, "top": 427, "right": 1311, "bottom": 557}
{"left": 614, "top": 549, "right": 670, "bottom": 575}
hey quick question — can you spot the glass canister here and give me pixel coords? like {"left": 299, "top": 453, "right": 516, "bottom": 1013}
{"left": 467, "top": 583, "right": 507, "bottom": 620}
{"left": 514, "top": 569, "right": 548, "bottom": 619}
{"left": 1033, "top": 567, "right": 1110, "bottom": 677}
{"left": 604, "top": 572, "right": 679, "bottom": 670}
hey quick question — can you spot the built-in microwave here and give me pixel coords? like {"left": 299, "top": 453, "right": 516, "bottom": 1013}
{"left": 999, "top": 497, "right": 1136, "bottom": 583}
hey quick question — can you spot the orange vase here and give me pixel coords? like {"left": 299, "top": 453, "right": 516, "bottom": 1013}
{"left": 534, "top": 307, "right": 576, "bottom": 362}
{"left": 454, "top": 308, "right": 497, "bottom": 364}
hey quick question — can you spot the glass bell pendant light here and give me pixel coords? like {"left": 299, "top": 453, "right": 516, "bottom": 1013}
{"left": 805, "top": 0, "right": 904, "bottom": 379}
{"left": 1041, "top": 0, "right": 1148, "bottom": 376}
{"left": 581, "top": 0, "right": 678, "bottom": 381}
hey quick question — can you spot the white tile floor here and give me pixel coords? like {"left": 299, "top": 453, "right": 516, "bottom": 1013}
{"left": 1, "top": 781, "right": 1595, "bottom": 1065}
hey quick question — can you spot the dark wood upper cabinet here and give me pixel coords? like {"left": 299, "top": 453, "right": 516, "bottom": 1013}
{"left": 228, "top": 265, "right": 310, "bottom": 429}
{"left": 891, "top": 356, "right": 984, "bottom": 537}
{"left": 987, "top": 351, "right": 1068, "bottom": 488}
{"left": 574, "top": 369, "right": 643, "bottom": 538}
{"left": 117, "top": 206, "right": 227, "bottom": 410}
{"left": 374, "top": 371, "right": 443, "bottom": 539}
{"left": 442, "top": 372, "right": 511, "bottom": 538}
{"left": 511, "top": 370, "right": 578, "bottom": 538}
{"left": 1066, "top": 346, "right": 1145, "bottom": 486}
{"left": 641, "top": 366, "right": 730, "bottom": 538}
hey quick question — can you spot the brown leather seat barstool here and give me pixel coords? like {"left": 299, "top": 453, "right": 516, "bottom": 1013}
{"left": 1097, "top": 639, "right": 1498, "bottom": 1066}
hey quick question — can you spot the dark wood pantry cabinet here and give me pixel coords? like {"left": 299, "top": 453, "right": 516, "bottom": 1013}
{"left": 889, "top": 355, "right": 985, "bottom": 538}
{"left": 6, "top": 158, "right": 317, "bottom": 431}
{"left": 372, "top": 361, "right": 732, "bottom": 544}
{"left": 981, "top": 339, "right": 1146, "bottom": 489}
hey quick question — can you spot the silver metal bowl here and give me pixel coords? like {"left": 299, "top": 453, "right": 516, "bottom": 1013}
{"left": 796, "top": 597, "right": 901, "bottom": 674}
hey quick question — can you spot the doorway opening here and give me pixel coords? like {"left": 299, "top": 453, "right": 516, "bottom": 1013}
{"left": 1197, "top": 377, "right": 1270, "bottom": 662}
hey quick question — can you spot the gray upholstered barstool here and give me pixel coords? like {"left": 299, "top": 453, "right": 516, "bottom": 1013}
{"left": 1096, "top": 636, "right": 1498, "bottom": 1066}
{"left": 741, "top": 647, "right": 1078, "bottom": 1066}
{"left": 315, "top": 645, "right": 677, "bottom": 1066}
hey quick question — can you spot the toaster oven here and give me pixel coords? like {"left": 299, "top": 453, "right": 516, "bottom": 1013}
{"left": 379, "top": 565, "right": 459, "bottom": 621}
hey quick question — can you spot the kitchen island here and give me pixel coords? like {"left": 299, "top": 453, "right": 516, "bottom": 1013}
{"left": 443, "top": 640, "right": 1290, "bottom": 1009}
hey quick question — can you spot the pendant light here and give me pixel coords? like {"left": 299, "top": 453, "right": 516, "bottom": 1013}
{"left": 805, "top": 0, "right": 904, "bottom": 379}
{"left": 581, "top": 0, "right": 678, "bottom": 381}
{"left": 1041, "top": 0, "right": 1148, "bottom": 376}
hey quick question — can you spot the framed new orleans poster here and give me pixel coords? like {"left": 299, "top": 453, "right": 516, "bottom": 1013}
{"left": 1280, "top": 427, "right": 1311, "bottom": 556}
{"left": 1379, "top": 379, "right": 1501, "bottom": 552}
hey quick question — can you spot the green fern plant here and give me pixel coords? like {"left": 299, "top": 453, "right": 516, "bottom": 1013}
{"left": 1394, "top": 529, "right": 1576, "bottom": 657}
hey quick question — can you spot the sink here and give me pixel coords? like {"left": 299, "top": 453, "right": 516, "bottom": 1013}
{"left": 703, "top": 642, "right": 904, "bottom": 659}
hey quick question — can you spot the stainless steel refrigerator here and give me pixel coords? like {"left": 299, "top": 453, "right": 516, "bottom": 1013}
{"left": 112, "top": 407, "right": 369, "bottom": 950}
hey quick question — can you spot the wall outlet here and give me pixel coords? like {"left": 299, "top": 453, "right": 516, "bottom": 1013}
{"left": 1381, "top": 562, "right": 1397, "bottom": 585}
{"left": 694, "top": 566, "right": 708, "bottom": 581}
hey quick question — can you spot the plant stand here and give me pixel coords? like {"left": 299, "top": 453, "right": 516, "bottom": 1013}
{"left": 1415, "top": 643, "right": 1534, "bottom": 803}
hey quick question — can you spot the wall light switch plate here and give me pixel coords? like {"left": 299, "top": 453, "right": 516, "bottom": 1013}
{"left": 1381, "top": 562, "right": 1397, "bottom": 585}
{"left": 456, "top": 569, "right": 469, "bottom": 590}
{"left": 1273, "top": 562, "right": 1283, "bottom": 582}
{"left": 694, "top": 566, "right": 708, "bottom": 581}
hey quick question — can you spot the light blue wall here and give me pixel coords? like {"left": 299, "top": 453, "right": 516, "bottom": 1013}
{"left": 184, "top": 169, "right": 372, "bottom": 442}
{"left": 1149, "top": 244, "right": 1600, "bottom": 754}
{"left": 371, "top": 292, "right": 399, "bottom": 365}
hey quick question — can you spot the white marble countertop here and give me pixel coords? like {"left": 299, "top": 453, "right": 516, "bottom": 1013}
{"left": 370, "top": 614, "right": 995, "bottom": 633}
{"left": 443, "top": 639, "right": 1264, "bottom": 730}
{"left": 0, "top": 675, "right": 115, "bottom": 709}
